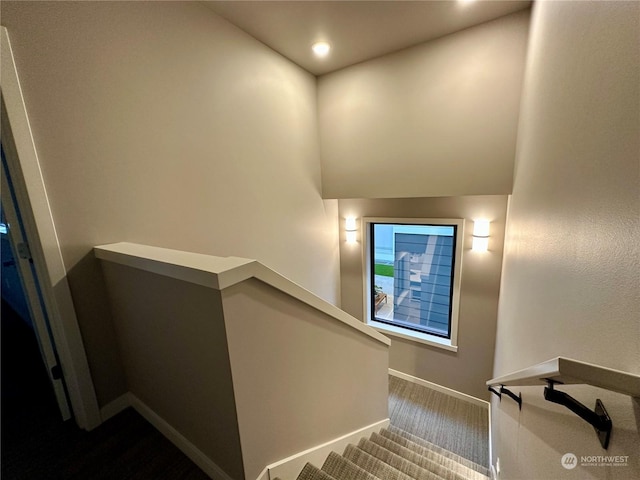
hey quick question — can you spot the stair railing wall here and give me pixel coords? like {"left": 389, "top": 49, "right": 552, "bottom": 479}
{"left": 95, "top": 242, "right": 391, "bottom": 480}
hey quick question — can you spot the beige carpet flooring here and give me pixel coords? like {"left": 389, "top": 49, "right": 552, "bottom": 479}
{"left": 388, "top": 375, "right": 489, "bottom": 467}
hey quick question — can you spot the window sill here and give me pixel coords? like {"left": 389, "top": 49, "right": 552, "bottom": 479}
{"left": 368, "top": 320, "right": 458, "bottom": 352}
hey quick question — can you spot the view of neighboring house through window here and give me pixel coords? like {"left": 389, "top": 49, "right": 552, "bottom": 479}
{"left": 364, "top": 218, "right": 464, "bottom": 348}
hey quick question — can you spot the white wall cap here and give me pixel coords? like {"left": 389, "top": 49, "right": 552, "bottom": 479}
{"left": 94, "top": 242, "right": 390, "bottom": 347}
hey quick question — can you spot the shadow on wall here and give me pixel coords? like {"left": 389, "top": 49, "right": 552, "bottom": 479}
{"left": 66, "top": 252, "right": 127, "bottom": 407}
{"left": 502, "top": 385, "right": 640, "bottom": 477}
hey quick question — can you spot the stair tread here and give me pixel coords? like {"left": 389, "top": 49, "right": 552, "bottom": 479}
{"left": 365, "top": 436, "right": 487, "bottom": 480}
{"left": 343, "top": 444, "right": 420, "bottom": 480}
{"left": 345, "top": 438, "right": 443, "bottom": 480}
{"left": 296, "top": 463, "right": 339, "bottom": 480}
{"left": 296, "top": 429, "right": 489, "bottom": 480}
{"left": 321, "top": 451, "right": 381, "bottom": 480}
{"left": 385, "top": 426, "right": 490, "bottom": 476}
{"left": 357, "top": 437, "right": 453, "bottom": 480}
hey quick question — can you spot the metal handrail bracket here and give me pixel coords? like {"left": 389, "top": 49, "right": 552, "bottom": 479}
{"left": 543, "top": 381, "right": 612, "bottom": 449}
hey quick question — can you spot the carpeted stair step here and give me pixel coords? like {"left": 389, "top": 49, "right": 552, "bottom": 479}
{"left": 342, "top": 444, "right": 424, "bottom": 480}
{"left": 295, "top": 463, "right": 339, "bottom": 480}
{"left": 321, "top": 451, "right": 380, "bottom": 480}
{"left": 352, "top": 440, "right": 446, "bottom": 480}
{"left": 368, "top": 433, "right": 487, "bottom": 480}
{"left": 294, "top": 426, "right": 490, "bottom": 480}
{"left": 385, "top": 426, "right": 490, "bottom": 477}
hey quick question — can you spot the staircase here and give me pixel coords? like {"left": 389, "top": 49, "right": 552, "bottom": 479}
{"left": 95, "top": 244, "right": 489, "bottom": 480}
{"left": 286, "top": 425, "right": 490, "bottom": 480}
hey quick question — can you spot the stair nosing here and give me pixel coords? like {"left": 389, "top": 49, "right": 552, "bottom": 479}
{"left": 367, "top": 436, "right": 482, "bottom": 480}
{"left": 355, "top": 438, "right": 449, "bottom": 480}
{"left": 384, "top": 426, "right": 490, "bottom": 476}
{"left": 321, "top": 451, "right": 381, "bottom": 480}
{"left": 343, "top": 444, "right": 424, "bottom": 480}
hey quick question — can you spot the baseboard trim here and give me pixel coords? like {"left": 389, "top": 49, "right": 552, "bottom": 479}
{"left": 99, "top": 393, "right": 131, "bottom": 422}
{"left": 128, "top": 393, "right": 233, "bottom": 480}
{"left": 265, "top": 418, "right": 390, "bottom": 480}
{"left": 389, "top": 369, "right": 489, "bottom": 409}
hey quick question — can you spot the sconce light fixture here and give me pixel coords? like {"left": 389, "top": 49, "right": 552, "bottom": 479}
{"left": 472, "top": 219, "right": 490, "bottom": 252}
{"left": 345, "top": 217, "right": 357, "bottom": 243}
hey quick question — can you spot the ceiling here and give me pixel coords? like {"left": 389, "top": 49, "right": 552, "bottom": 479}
{"left": 203, "top": 1, "right": 532, "bottom": 76}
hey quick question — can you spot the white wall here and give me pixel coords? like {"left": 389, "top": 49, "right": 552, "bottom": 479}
{"left": 318, "top": 10, "right": 530, "bottom": 199}
{"left": 492, "top": 1, "right": 640, "bottom": 478}
{"left": 1, "top": 1, "right": 340, "bottom": 406}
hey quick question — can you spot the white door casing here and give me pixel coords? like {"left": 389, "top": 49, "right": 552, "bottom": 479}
{"left": 0, "top": 26, "right": 101, "bottom": 430}
{"left": 1, "top": 160, "right": 71, "bottom": 420}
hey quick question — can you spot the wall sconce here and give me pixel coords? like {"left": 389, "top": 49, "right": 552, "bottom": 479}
{"left": 472, "top": 219, "right": 490, "bottom": 252}
{"left": 345, "top": 217, "right": 357, "bottom": 243}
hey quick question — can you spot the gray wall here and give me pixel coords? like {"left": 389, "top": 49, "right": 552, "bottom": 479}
{"left": 492, "top": 1, "right": 640, "bottom": 478}
{"left": 223, "top": 278, "right": 389, "bottom": 480}
{"left": 101, "top": 262, "right": 244, "bottom": 480}
{"left": 338, "top": 196, "right": 508, "bottom": 400}
{"left": 99, "top": 258, "right": 389, "bottom": 480}
{"left": 318, "top": 10, "right": 530, "bottom": 199}
{"left": 1, "top": 1, "right": 340, "bottom": 406}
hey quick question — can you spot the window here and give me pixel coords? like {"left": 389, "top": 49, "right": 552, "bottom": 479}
{"left": 363, "top": 218, "right": 464, "bottom": 351}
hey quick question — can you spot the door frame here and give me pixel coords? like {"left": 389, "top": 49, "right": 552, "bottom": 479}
{"left": 1, "top": 26, "right": 101, "bottom": 430}
{"left": 2, "top": 158, "right": 72, "bottom": 421}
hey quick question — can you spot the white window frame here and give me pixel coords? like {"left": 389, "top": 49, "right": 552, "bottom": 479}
{"left": 362, "top": 217, "right": 464, "bottom": 352}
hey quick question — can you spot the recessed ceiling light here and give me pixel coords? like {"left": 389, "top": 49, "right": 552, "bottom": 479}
{"left": 312, "top": 42, "right": 331, "bottom": 58}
